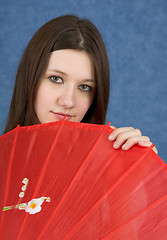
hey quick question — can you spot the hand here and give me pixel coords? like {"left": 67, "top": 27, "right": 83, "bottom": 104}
{"left": 108, "top": 126, "right": 158, "bottom": 154}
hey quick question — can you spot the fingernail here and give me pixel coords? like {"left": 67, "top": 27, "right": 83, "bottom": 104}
{"left": 109, "top": 134, "right": 115, "bottom": 141}
{"left": 113, "top": 142, "right": 119, "bottom": 148}
{"left": 122, "top": 143, "right": 128, "bottom": 150}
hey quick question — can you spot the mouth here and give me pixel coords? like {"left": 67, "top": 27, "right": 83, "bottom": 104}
{"left": 51, "top": 111, "right": 73, "bottom": 121}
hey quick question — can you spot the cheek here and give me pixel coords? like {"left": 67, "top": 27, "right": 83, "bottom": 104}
{"left": 77, "top": 95, "right": 94, "bottom": 115}
{"left": 40, "top": 81, "right": 56, "bottom": 100}
{"left": 35, "top": 85, "right": 51, "bottom": 112}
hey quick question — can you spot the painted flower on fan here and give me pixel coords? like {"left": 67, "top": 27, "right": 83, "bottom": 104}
{"left": 3, "top": 196, "right": 50, "bottom": 214}
{"left": 2, "top": 177, "right": 50, "bottom": 214}
{"left": 24, "top": 197, "right": 50, "bottom": 215}
{"left": 22, "top": 178, "right": 29, "bottom": 185}
{"left": 25, "top": 197, "right": 45, "bottom": 215}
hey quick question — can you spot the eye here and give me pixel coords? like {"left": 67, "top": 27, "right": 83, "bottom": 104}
{"left": 78, "top": 84, "right": 92, "bottom": 92}
{"left": 49, "top": 76, "right": 63, "bottom": 83}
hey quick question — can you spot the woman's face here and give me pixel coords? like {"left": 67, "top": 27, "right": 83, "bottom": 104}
{"left": 35, "top": 49, "right": 96, "bottom": 123}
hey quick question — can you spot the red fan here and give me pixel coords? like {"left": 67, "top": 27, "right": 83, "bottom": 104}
{"left": 0, "top": 119, "right": 167, "bottom": 240}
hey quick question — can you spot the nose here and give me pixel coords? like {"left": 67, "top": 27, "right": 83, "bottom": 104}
{"left": 57, "top": 85, "right": 75, "bottom": 108}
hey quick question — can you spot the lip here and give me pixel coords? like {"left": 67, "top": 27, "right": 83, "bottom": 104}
{"left": 51, "top": 111, "right": 73, "bottom": 121}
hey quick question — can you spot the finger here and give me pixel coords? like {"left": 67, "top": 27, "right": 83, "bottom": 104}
{"left": 109, "top": 127, "right": 134, "bottom": 141}
{"left": 138, "top": 141, "right": 158, "bottom": 154}
{"left": 152, "top": 146, "right": 158, "bottom": 154}
{"left": 109, "top": 125, "right": 116, "bottom": 130}
{"left": 121, "top": 136, "right": 150, "bottom": 150}
{"left": 112, "top": 129, "right": 143, "bottom": 148}
{"left": 138, "top": 140, "right": 152, "bottom": 147}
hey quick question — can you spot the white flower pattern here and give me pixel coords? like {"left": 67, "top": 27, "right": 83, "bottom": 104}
{"left": 25, "top": 198, "right": 45, "bottom": 215}
{"left": 3, "top": 178, "right": 50, "bottom": 215}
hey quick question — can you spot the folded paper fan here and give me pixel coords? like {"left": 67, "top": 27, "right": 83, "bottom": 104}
{"left": 0, "top": 119, "right": 167, "bottom": 240}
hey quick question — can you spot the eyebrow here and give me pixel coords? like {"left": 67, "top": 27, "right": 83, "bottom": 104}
{"left": 48, "top": 69, "right": 95, "bottom": 83}
{"left": 48, "top": 69, "right": 68, "bottom": 76}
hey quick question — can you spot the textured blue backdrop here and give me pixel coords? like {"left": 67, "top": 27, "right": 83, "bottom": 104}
{"left": 0, "top": 0, "right": 167, "bottom": 161}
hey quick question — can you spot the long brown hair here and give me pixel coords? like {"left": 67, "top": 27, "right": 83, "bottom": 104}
{"left": 4, "top": 15, "right": 110, "bottom": 133}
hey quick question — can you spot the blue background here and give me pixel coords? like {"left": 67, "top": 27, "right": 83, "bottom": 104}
{"left": 0, "top": 0, "right": 167, "bottom": 162}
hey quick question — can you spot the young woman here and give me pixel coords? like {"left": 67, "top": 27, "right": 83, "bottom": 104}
{"left": 4, "top": 15, "right": 157, "bottom": 153}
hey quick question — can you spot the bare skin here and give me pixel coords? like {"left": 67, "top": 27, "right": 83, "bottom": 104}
{"left": 109, "top": 126, "right": 158, "bottom": 154}
{"left": 35, "top": 49, "right": 158, "bottom": 154}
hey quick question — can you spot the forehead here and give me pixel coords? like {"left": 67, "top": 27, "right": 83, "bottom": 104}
{"left": 46, "top": 49, "right": 94, "bottom": 79}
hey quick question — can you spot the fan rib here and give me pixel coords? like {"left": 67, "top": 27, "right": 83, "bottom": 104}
{"left": 36, "top": 125, "right": 107, "bottom": 240}
{"left": 0, "top": 125, "right": 20, "bottom": 236}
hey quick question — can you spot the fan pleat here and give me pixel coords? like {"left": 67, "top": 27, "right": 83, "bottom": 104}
{"left": 36, "top": 124, "right": 107, "bottom": 240}
{"left": 0, "top": 125, "right": 20, "bottom": 237}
